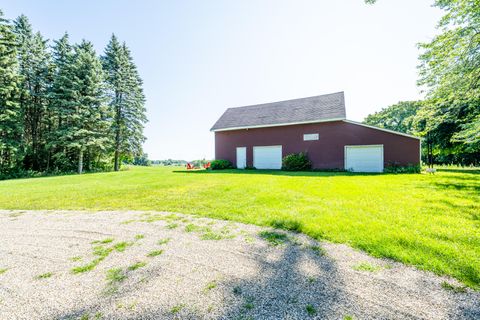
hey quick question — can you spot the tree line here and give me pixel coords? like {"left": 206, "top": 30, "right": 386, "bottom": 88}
{"left": 363, "top": 0, "right": 479, "bottom": 166}
{"left": 0, "top": 10, "right": 147, "bottom": 178}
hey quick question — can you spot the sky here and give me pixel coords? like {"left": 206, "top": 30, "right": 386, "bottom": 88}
{"left": 2, "top": 0, "right": 443, "bottom": 160}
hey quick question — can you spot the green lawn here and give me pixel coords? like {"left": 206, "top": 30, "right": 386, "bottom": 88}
{"left": 1, "top": 166, "right": 479, "bottom": 288}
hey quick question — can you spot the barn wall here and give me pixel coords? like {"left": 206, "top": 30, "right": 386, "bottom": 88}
{"left": 214, "top": 121, "right": 420, "bottom": 169}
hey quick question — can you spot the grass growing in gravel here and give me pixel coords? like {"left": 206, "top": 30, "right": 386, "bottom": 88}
{"left": 184, "top": 223, "right": 234, "bottom": 240}
{"left": 170, "top": 304, "right": 185, "bottom": 314}
{"left": 308, "top": 245, "right": 325, "bottom": 256}
{"left": 243, "top": 296, "right": 255, "bottom": 310}
{"left": 72, "top": 257, "right": 105, "bottom": 274}
{"left": 204, "top": 281, "right": 217, "bottom": 292}
{"left": 134, "top": 234, "right": 145, "bottom": 240}
{"left": 0, "top": 268, "right": 8, "bottom": 275}
{"left": 441, "top": 281, "right": 468, "bottom": 293}
{"left": 353, "top": 262, "right": 382, "bottom": 272}
{"left": 106, "top": 268, "right": 127, "bottom": 284}
{"left": 233, "top": 286, "right": 242, "bottom": 295}
{"left": 128, "top": 261, "right": 147, "bottom": 271}
{"left": 1, "top": 166, "right": 479, "bottom": 288}
{"left": 158, "top": 238, "right": 171, "bottom": 245}
{"left": 147, "top": 249, "right": 164, "bottom": 257}
{"left": 72, "top": 241, "right": 126, "bottom": 274}
{"left": 92, "top": 238, "right": 114, "bottom": 244}
{"left": 259, "top": 230, "right": 289, "bottom": 246}
{"left": 113, "top": 241, "right": 133, "bottom": 252}
{"left": 305, "top": 304, "right": 317, "bottom": 316}
{"left": 93, "top": 245, "right": 113, "bottom": 257}
{"left": 35, "top": 272, "right": 53, "bottom": 279}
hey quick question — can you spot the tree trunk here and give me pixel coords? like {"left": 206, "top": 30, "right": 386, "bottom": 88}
{"left": 78, "top": 149, "right": 83, "bottom": 174}
{"left": 114, "top": 147, "right": 120, "bottom": 171}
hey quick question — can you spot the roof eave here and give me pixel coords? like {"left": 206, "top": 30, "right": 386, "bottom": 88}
{"left": 210, "top": 117, "right": 346, "bottom": 132}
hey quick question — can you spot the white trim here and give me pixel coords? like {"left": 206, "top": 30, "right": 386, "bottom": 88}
{"left": 344, "top": 144, "right": 384, "bottom": 172}
{"left": 211, "top": 117, "right": 345, "bottom": 132}
{"left": 342, "top": 120, "right": 421, "bottom": 140}
{"left": 419, "top": 139, "right": 422, "bottom": 165}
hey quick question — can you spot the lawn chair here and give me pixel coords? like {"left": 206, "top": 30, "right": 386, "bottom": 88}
{"left": 203, "top": 162, "right": 211, "bottom": 169}
{"left": 186, "top": 163, "right": 195, "bottom": 170}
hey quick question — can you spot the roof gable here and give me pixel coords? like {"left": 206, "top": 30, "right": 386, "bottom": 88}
{"left": 211, "top": 92, "right": 346, "bottom": 131}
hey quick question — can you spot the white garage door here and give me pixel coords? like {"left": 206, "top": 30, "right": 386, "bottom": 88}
{"left": 253, "top": 146, "right": 282, "bottom": 169}
{"left": 345, "top": 145, "right": 384, "bottom": 173}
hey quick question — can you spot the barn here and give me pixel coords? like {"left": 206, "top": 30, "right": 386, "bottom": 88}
{"left": 210, "top": 92, "right": 420, "bottom": 172}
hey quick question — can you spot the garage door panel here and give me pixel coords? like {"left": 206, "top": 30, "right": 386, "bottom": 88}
{"left": 345, "top": 145, "right": 383, "bottom": 173}
{"left": 253, "top": 146, "right": 282, "bottom": 169}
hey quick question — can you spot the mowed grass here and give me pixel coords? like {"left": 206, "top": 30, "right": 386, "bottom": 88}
{"left": 0, "top": 166, "right": 479, "bottom": 288}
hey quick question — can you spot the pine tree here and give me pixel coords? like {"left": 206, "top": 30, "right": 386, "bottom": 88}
{"left": 0, "top": 10, "right": 22, "bottom": 173}
{"left": 13, "top": 15, "right": 52, "bottom": 170}
{"left": 102, "top": 35, "right": 146, "bottom": 171}
{"left": 121, "top": 43, "right": 147, "bottom": 159}
{"left": 48, "top": 33, "right": 77, "bottom": 171}
{"left": 68, "top": 40, "right": 110, "bottom": 174}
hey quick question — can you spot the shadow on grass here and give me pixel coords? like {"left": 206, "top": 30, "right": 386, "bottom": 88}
{"left": 436, "top": 168, "right": 480, "bottom": 175}
{"left": 173, "top": 169, "right": 388, "bottom": 178}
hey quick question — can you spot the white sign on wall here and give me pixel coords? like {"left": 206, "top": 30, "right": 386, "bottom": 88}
{"left": 303, "top": 133, "right": 319, "bottom": 141}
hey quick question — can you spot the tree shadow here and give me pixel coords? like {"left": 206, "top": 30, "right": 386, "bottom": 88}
{"left": 213, "top": 240, "right": 353, "bottom": 319}
{"left": 44, "top": 232, "right": 480, "bottom": 320}
{"left": 129, "top": 236, "right": 355, "bottom": 319}
{"left": 437, "top": 168, "right": 480, "bottom": 175}
{"left": 173, "top": 169, "right": 387, "bottom": 178}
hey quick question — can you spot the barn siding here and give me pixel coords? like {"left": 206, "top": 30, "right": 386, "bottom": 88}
{"left": 214, "top": 121, "right": 420, "bottom": 169}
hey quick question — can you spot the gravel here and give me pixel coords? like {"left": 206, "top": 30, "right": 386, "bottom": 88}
{"left": 0, "top": 210, "right": 478, "bottom": 320}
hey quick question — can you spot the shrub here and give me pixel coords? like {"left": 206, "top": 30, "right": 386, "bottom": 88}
{"left": 210, "top": 159, "right": 233, "bottom": 170}
{"left": 282, "top": 152, "right": 311, "bottom": 171}
{"left": 384, "top": 162, "right": 421, "bottom": 173}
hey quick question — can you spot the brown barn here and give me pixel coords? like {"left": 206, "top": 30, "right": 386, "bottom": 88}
{"left": 210, "top": 92, "right": 420, "bottom": 172}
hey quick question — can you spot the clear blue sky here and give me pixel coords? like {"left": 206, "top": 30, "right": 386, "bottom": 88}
{"left": 2, "top": 0, "right": 442, "bottom": 160}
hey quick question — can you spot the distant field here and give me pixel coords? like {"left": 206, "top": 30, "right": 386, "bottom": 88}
{"left": 1, "top": 166, "right": 479, "bottom": 289}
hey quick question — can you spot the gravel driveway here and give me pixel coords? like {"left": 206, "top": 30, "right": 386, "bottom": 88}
{"left": 0, "top": 210, "right": 478, "bottom": 320}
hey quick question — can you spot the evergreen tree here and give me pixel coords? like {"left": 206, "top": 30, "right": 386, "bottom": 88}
{"left": 48, "top": 33, "right": 76, "bottom": 171}
{"left": 0, "top": 10, "right": 22, "bottom": 173}
{"left": 68, "top": 40, "right": 110, "bottom": 174}
{"left": 102, "top": 35, "right": 146, "bottom": 171}
{"left": 13, "top": 15, "right": 52, "bottom": 170}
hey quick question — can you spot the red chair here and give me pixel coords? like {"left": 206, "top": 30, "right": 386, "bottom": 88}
{"left": 203, "top": 162, "right": 211, "bottom": 169}
{"left": 186, "top": 163, "right": 195, "bottom": 170}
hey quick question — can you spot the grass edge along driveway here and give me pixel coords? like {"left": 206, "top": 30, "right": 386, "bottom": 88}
{"left": 0, "top": 166, "right": 479, "bottom": 289}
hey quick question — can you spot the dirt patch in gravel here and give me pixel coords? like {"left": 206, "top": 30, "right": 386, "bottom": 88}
{"left": 0, "top": 210, "right": 478, "bottom": 320}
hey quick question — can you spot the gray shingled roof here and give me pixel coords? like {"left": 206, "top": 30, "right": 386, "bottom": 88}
{"left": 211, "top": 91, "right": 346, "bottom": 131}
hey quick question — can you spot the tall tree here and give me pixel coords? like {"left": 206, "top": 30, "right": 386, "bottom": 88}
{"left": 48, "top": 33, "right": 76, "bottom": 171}
{"left": 67, "top": 40, "right": 110, "bottom": 174}
{"left": 364, "top": 101, "right": 421, "bottom": 134}
{"left": 13, "top": 15, "right": 52, "bottom": 170}
{"left": 0, "top": 10, "right": 22, "bottom": 173}
{"left": 416, "top": 0, "right": 480, "bottom": 164}
{"left": 102, "top": 35, "right": 146, "bottom": 171}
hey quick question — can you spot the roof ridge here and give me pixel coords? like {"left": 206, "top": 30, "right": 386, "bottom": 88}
{"left": 226, "top": 91, "right": 344, "bottom": 111}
